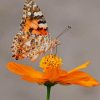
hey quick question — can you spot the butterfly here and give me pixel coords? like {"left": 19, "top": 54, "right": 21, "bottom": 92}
{"left": 11, "top": 0, "right": 71, "bottom": 61}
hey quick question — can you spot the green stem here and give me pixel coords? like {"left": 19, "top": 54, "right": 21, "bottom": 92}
{"left": 46, "top": 85, "right": 51, "bottom": 100}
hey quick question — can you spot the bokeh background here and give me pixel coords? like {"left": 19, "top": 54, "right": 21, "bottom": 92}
{"left": 0, "top": 0, "right": 100, "bottom": 100}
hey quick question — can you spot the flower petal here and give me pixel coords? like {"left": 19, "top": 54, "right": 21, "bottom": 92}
{"left": 7, "top": 62, "right": 46, "bottom": 84}
{"left": 68, "top": 61, "right": 90, "bottom": 73}
{"left": 22, "top": 76, "right": 46, "bottom": 84}
{"left": 44, "top": 67, "right": 68, "bottom": 83}
{"left": 7, "top": 62, "right": 41, "bottom": 76}
{"left": 59, "top": 71, "right": 100, "bottom": 87}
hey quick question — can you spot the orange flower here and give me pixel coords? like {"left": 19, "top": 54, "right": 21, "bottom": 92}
{"left": 7, "top": 54, "right": 99, "bottom": 87}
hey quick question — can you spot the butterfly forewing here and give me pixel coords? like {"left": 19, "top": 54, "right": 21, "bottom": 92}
{"left": 20, "top": 0, "right": 49, "bottom": 35}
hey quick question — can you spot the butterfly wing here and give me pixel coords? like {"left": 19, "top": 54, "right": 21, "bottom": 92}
{"left": 11, "top": 0, "right": 51, "bottom": 61}
{"left": 20, "top": 0, "right": 49, "bottom": 35}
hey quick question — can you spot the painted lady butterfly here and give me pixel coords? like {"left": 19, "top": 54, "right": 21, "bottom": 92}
{"left": 11, "top": 0, "right": 71, "bottom": 61}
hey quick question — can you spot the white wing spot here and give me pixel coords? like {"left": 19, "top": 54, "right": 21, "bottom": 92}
{"left": 27, "top": 12, "right": 31, "bottom": 16}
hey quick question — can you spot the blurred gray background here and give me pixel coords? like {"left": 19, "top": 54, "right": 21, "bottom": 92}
{"left": 0, "top": 0, "right": 100, "bottom": 100}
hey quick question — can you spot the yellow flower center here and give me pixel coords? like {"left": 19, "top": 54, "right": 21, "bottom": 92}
{"left": 40, "top": 54, "right": 62, "bottom": 69}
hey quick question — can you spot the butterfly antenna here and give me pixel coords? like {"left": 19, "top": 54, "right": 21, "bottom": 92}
{"left": 56, "top": 25, "right": 71, "bottom": 39}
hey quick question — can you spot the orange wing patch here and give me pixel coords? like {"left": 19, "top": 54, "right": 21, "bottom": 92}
{"left": 23, "top": 19, "right": 48, "bottom": 35}
{"left": 23, "top": 19, "right": 39, "bottom": 33}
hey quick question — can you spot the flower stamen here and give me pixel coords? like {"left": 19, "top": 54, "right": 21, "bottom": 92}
{"left": 40, "top": 54, "right": 62, "bottom": 69}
